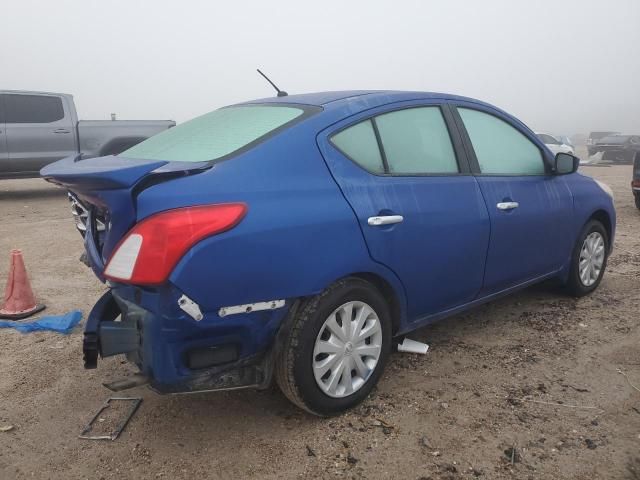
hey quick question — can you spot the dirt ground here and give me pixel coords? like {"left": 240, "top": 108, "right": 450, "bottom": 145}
{"left": 0, "top": 164, "right": 638, "bottom": 480}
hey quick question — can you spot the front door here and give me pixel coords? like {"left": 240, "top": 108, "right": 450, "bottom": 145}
{"left": 319, "top": 102, "right": 491, "bottom": 322}
{"left": 3, "top": 93, "right": 76, "bottom": 175}
{"left": 453, "top": 104, "right": 574, "bottom": 295}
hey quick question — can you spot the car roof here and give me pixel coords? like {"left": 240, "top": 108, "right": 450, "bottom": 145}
{"left": 0, "top": 89, "right": 73, "bottom": 97}
{"left": 242, "top": 90, "right": 494, "bottom": 110}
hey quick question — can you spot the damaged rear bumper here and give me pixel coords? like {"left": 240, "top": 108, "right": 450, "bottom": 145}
{"left": 83, "top": 288, "right": 286, "bottom": 394}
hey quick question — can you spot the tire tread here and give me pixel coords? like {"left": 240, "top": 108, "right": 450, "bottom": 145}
{"left": 275, "top": 278, "right": 388, "bottom": 416}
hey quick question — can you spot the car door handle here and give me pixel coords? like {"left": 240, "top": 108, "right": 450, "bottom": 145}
{"left": 367, "top": 215, "right": 404, "bottom": 226}
{"left": 53, "top": 129, "right": 70, "bottom": 134}
{"left": 496, "top": 201, "right": 519, "bottom": 210}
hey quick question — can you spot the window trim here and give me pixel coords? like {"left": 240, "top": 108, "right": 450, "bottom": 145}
{"left": 328, "top": 103, "right": 471, "bottom": 177}
{"left": 370, "top": 117, "right": 390, "bottom": 173}
{"left": 450, "top": 103, "right": 553, "bottom": 177}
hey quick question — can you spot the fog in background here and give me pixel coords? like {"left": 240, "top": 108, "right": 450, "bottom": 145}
{"left": 3, "top": 0, "right": 639, "bottom": 136}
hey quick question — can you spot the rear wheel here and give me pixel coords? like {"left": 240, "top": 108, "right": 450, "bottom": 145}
{"left": 635, "top": 194, "right": 640, "bottom": 210}
{"left": 275, "top": 278, "right": 392, "bottom": 416}
{"left": 565, "top": 220, "right": 609, "bottom": 297}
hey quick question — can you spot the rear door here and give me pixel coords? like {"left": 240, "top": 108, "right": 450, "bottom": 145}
{"left": 318, "top": 101, "right": 490, "bottom": 323}
{"left": 452, "top": 103, "right": 574, "bottom": 295}
{"left": 3, "top": 93, "right": 76, "bottom": 174}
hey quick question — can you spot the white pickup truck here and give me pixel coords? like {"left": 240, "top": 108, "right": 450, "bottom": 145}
{"left": 0, "top": 90, "right": 175, "bottom": 179}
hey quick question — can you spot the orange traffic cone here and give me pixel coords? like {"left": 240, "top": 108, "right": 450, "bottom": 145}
{"left": 0, "top": 249, "right": 45, "bottom": 320}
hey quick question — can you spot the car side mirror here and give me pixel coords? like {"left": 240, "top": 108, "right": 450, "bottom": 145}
{"left": 555, "top": 152, "right": 579, "bottom": 174}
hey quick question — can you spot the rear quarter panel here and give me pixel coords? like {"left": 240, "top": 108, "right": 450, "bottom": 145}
{"left": 135, "top": 119, "right": 408, "bottom": 321}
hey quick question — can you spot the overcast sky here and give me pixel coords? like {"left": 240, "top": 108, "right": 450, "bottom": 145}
{"left": 3, "top": 0, "right": 639, "bottom": 135}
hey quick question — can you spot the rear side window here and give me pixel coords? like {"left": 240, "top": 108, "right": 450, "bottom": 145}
{"left": 330, "top": 106, "right": 459, "bottom": 175}
{"left": 458, "top": 108, "right": 545, "bottom": 175}
{"left": 122, "top": 105, "right": 312, "bottom": 163}
{"left": 375, "top": 107, "right": 458, "bottom": 174}
{"left": 331, "top": 120, "right": 384, "bottom": 173}
{"left": 4, "top": 94, "right": 65, "bottom": 123}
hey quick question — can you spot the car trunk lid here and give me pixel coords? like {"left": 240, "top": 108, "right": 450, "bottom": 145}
{"left": 41, "top": 155, "right": 210, "bottom": 280}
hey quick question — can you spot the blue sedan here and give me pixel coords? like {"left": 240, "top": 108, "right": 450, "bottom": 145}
{"left": 42, "top": 91, "right": 616, "bottom": 416}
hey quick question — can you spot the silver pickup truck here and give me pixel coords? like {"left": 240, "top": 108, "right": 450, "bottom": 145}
{"left": 0, "top": 90, "right": 175, "bottom": 179}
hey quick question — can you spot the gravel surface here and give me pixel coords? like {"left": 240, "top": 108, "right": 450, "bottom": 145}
{"left": 0, "top": 165, "right": 638, "bottom": 479}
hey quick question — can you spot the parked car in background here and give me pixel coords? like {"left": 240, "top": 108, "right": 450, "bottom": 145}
{"left": 536, "top": 132, "right": 574, "bottom": 155}
{"left": 633, "top": 153, "right": 640, "bottom": 210}
{"left": 0, "top": 90, "right": 175, "bottom": 179}
{"left": 556, "top": 135, "right": 575, "bottom": 151}
{"left": 587, "top": 131, "right": 619, "bottom": 156}
{"left": 588, "top": 134, "right": 640, "bottom": 164}
{"left": 42, "top": 90, "right": 616, "bottom": 416}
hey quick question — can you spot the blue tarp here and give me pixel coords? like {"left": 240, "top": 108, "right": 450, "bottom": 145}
{"left": 0, "top": 310, "right": 82, "bottom": 334}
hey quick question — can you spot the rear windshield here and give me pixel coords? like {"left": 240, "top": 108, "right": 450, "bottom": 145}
{"left": 121, "top": 104, "right": 313, "bottom": 162}
{"left": 598, "top": 135, "right": 630, "bottom": 144}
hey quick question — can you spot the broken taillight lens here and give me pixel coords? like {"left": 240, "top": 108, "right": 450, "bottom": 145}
{"left": 104, "top": 204, "right": 247, "bottom": 285}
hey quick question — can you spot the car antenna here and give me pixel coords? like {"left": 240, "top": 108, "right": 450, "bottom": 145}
{"left": 256, "top": 69, "right": 288, "bottom": 97}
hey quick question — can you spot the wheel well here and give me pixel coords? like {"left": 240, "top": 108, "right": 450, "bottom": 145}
{"left": 589, "top": 210, "right": 612, "bottom": 243}
{"left": 351, "top": 272, "right": 402, "bottom": 336}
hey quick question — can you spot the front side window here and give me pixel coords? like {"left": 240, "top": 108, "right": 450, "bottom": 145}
{"left": 4, "top": 94, "right": 65, "bottom": 123}
{"left": 122, "top": 105, "right": 310, "bottom": 163}
{"left": 375, "top": 107, "right": 458, "bottom": 174}
{"left": 458, "top": 108, "right": 545, "bottom": 175}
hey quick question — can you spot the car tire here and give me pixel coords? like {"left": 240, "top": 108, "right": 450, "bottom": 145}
{"left": 635, "top": 194, "right": 640, "bottom": 210}
{"left": 275, "top": 277, "right": 392, "bottom": 416}
{"left": 564, "top": 220, "right": 609, "bottom": 297}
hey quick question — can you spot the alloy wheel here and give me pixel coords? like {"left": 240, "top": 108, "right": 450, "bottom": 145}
{"left": 579, "top": 231, "right": 605, "bottom": 287}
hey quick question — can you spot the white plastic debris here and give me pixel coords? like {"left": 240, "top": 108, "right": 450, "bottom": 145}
{"left": 397, "top": 338, "right": 429, "bottom": 354}
{"left": 178, "top": 294, "right": 203, "bottom": 321}
{"left": 580, "top": 151, "right": 604, "bottom": 166}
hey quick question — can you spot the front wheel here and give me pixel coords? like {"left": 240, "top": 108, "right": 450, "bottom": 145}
{"left": 565, "top": 220, "right": 609, "bottom": 297}
{"left": 275, "top": 278, "right": 392, "bottom": 416}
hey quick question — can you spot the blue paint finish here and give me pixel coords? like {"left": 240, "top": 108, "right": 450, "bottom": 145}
{"left": 565, "top": 171, "right": 617, "bottom": 249}
{"left": 475, "top": 175, "right": 574, "bottom": 295}
{"left": 41, "top": 154, "right": 167, "bottom": 190}
{"left": 112, "top": 284, "right": 290, "bottom": 385}
{"left": 316, "top": 100, "right": 490, "bottom": 321}
{"left": 41, "top": 90, "right": 616, "bottom": 393}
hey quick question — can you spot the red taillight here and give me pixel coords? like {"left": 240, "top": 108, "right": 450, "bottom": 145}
{"left": 632, "top": 179, "right": 640, "bottom": 188}
{"left": 104, "top": 203, "right": 247, "bottom": 285}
